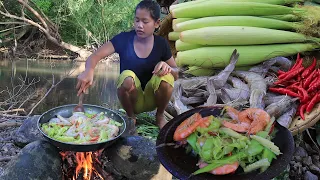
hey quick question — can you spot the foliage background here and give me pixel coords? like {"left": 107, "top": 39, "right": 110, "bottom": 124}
{"left": 32, "top": 0, "right": 141, "bottom": 46}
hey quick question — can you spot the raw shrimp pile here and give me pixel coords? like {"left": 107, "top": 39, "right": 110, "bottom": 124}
{"left": 41, "top": 111, "right": 122, "bottom": 144}
{"left": 173, "top": 106, "right": 281, "bottom": 176}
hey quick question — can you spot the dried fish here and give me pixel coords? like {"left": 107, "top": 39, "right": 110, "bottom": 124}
{"left": 181, "top": 96, "right": 205, "bottom": 105}
{"left": 221, "top": 87, "right": 250, "bottom": 102}
{"left": 264, "top": 76, "right": 277, "bottom": 88}
{"left": 179, "top": 77, "right": 208, "bottom": 90}
{"left": 265, "top": 97, "right": 299, "bottom": 118}
{"left": 209, "top": 49, "right": 239, "bottom": 89}
{"left": 276, "top": 102, "right": 298, "bottom": 128}
{"left": 228, "top": 76, "right": 249, "bottom": 90}
{"left": 233, "top": 71, "right": 267, "bottom": 109}
{"left": 203, "top": 78, "right": 217, "bottom": 106}
{"left": 249, "top": 56, "right": 292, "bottom": 77}
{"left": 264, "top": 95, "right": 291, "bottom": 107}
{"left": 173, "top": 83, "right": 189, "bottom": 115}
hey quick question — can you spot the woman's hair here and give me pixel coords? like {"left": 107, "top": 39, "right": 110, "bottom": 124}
{"left": 135, "top": 0, "right": 161, "bottom": 21}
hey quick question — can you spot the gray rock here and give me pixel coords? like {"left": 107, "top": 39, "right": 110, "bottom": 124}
{"left": 305, "top": 143, "right": 318, "bottom": 155}
{"left": 303, "top": 156, "right": 313, "bottom": 166}
{"left": 0, "top": 140, "right": 62, "bottom": 180}
{"left": 312, "top": 155, "right": 320, "bottom": 169}
{"left": 294, "top": 146, "right": 308, "bottom": 157}
{"left": 309, "top": 164, "right": 320, "bottom": 175}
{"left": 294, "top": 156, "right": 302, "bottom": 162}
{"left": 103, "top": 136, "right": 160, "bottom": 180}
{"left": 304, "top": 171, "right": 319, "bottom": 180}
{"left": 14, "top": 115, "right": 46, "bottom": 147}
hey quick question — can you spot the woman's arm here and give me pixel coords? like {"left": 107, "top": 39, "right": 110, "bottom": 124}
{"left": 152, "top": 56, "right": 179, "bottom": 81}
{"left": 85, "top": 42, "right": 115, "bottom": 71}
{"left": 77, "top": 42, "right": 115, "bottom": 95}
{"left": 165, "top": 57, "right": 179, "bottom": 80}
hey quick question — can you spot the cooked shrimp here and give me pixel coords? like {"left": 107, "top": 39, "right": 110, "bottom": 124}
{"left": 174, "top": 113, "right": 210, "bottom": 141}
{"left": 223, "top": 108, "right": 270, "bottom": 134}
{"left": 198, "top": 161, "right": 239, "bottom": 175}
{"left": 105, "top": 124, "right": 120, "bottom": 138}
{"left": 224, "top": 106, "right": 240, "bottom": 121}
{"left": 221, "top": 121, "right": 250, "bottom": 132}
{"left": 239, "top": 108, "right": 271, "bottom": 134}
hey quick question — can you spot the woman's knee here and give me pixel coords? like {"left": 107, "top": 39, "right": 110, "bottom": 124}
{"left": 119, "top": 77, "right": 135, "bottom": 92}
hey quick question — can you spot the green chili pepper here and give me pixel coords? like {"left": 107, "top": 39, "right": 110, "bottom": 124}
{"left": 246, "top": 140, "right": 264, "bottom": 156}
{"left": 187, "top": 132, "right": 198, "bottom": 154}
{"left": 200, "top": 138, "right": 214, "bottom": 161}
{"left": 193, "top": 152, "right": 247, "bottom": 175}
{"left": 260, "top": 147, "right": 276, "bottom": 172}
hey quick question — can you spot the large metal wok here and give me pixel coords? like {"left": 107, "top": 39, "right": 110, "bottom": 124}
{"left": 156, "top": 106, "right": 295, "bottom": 180}
{"left": 37, "top": 104, "right": 126, "bottom": 152}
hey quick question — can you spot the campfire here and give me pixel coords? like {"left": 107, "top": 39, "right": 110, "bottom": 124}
{"left": 60, "top": 150, "right": 112, "bottom": 180}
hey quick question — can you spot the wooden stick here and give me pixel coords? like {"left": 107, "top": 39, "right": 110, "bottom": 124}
{"left": 0, "top": 122, "right": 22, "bottom": 128}
{"left": 0, "top": 156, "right": 15, "bottom": 162}
{"left": 0, "top": 108, "right": 25, "bottom": 113}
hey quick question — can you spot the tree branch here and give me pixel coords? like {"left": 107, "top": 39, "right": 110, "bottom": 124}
{"left": 17, "top": 0, "right": 48, "bottom": 31}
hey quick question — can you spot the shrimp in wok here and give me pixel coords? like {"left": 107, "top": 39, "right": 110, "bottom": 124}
{"left": 222, "top": 106, "right": 271, "bottom": 134}
{"left": 41, "top": 111, "right": 122, "bottom": 144}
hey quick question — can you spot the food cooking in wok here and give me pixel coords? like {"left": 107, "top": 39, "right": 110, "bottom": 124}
{"left": 173, "top": 106, "right": 281, "bottom": 176}
{"left": 41, "top": 111, "right": 122, "bottom": 144}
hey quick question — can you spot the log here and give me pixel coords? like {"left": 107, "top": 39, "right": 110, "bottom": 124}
{"left": 0, "top": 156, "right": 15, "bottom": 162}
{"left": 0, "top": 122, "right": 22, "bottom": 128}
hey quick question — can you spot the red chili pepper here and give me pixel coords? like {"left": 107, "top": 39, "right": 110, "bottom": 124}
{"left": 278, "top": 57, "right": 302, "bottom": 79}
{"left": 303, "top": 70, "right": 317, "bottom": 89}
{"left": 268, "top": 122, "right": 275, "bottom": 135}
{"left": 275, "top": 67, "right": 304, "bottom": 84}
{"left": 306, "top": 94, "right": 320, "bottom": 113}
{"left": 291, "top": 53, "right": 301, "bottom": 70}
{"left": 291, "top": 85, "right": 309, "bottom": 103}
{"left": 287, "top": 82, "right": 300, "bottom": 89}
{"left": 299, "top": 104, "right": 307, "bottom": 120}
{"left": 296, "top": 75, "right": 302, "bottom": 82}
{"left": 268, "top": 87, "right": 301, "bottom": 98}
{"left": 301, "top": 57, "right": 317, "bottom": 79}
{"left": 278, "top": 70, "right": 286, "bottom": 75}
{"left": 307, "top": 76, "right": 320, "bottom": 93}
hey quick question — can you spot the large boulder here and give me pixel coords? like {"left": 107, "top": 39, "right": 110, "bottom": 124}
{"left": 0, "top": 140, "right": 62, "bottom": 180}
{"left": 14, "top": 115, "right": 46, "bottom": 147}
{"left": 103, "top": 136, "right": 161, "bottom": 180}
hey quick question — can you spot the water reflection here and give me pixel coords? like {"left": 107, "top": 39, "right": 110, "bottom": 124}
{"left": 0, "top": 59, "right": 120, "bottom": 114}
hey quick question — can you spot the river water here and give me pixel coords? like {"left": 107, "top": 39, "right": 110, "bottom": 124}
{"left": 0, "top": 58, "right": 121, "bottom": 115}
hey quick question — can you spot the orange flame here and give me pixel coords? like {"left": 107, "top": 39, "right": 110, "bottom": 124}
{"left": 60, "top": 151, "right": 104, "bottom": 180}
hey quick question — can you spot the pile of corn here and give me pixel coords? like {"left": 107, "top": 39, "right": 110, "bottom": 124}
{"left": 168, "top": 0, "right": 320, "bottom": 76}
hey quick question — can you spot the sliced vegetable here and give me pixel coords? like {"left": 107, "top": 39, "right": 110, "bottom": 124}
{"left": 243, "top": 158, "right": 270, "bottom": 173}
{"left": 246, "top": 140, "right": 264, "bottom": 156}
{"left": 219, "top": 127, "right": 248, "bottom": 140}
{"left": 250, "top": 135, "right": 281, "bottom": 155}
{"left": 260, "top": 148, "right": 276, "bottom": 172}
{"left": 193, "top": 152, "right": 247, "bottom": 175}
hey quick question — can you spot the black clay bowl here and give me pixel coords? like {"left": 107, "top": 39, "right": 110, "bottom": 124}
{"left": 156, "top": 106, "right": 294, "bottom": 180}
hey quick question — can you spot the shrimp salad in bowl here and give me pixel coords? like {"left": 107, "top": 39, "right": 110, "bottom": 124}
{"left": 173, "top": 106, "right": 281, "bottom": 176}
{"left": 41, "top": 111, "right": 122, "bottom": 144}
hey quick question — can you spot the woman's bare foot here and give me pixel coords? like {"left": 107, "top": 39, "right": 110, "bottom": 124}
{"left": 156, "top": 113, "right": 168, "bottom": 129}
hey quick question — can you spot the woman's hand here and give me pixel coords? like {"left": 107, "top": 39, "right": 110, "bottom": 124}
{"left": 76, "top": 69, "right": 94, "bottom": 96}
{"left": 152, "top": 61, "right": 172, "bottom": 77}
